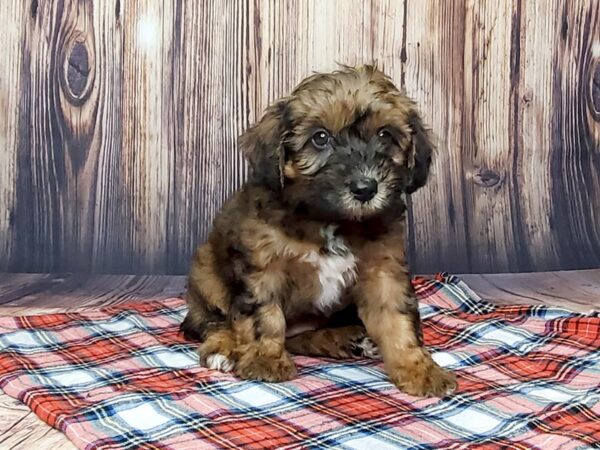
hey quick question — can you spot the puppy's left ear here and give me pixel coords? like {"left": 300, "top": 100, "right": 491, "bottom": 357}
{"left": 405, "top": 112, "right": 434, "bottom": 194}
{"left": 239, "top": 100, "right": 288, "bottom": 191}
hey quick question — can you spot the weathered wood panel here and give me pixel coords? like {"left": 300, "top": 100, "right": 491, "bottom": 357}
{"left": 120, "top": 0, "right": 175, "bottom": 272}
{"left": 0, "top": 0, "right": 598, "bottom": 275}
{"left": 403, "top": 0, "right": 471, "bottom": 272}
{"left": 0, "top": 0, "right": 25, "bottom": 269}
{"left": 548, "top": 0, "right": 600, "bottom": 268}
{"left": 463, "top": 0, "right": 519, "bottom": 272}
{"left": 515, "top": 0, "right": 563, "bottom": 271}
{"left": 167, "top": 1, "right": 250, "bottom": 274}
{"left": 513, "top": 0, "right": 600, "bottom": 271}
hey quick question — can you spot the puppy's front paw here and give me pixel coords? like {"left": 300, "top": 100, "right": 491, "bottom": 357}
{"left": 235, "top": 347, "right": 297, "bottom": 382}
{"left": 203, "top": 353, "right": 235, "bottom": 372}
{"left": 198, "top": 329, "right": 236, "bottom": 373}
{"left": 388, "top": 348, "right": 457, "bottom": 397}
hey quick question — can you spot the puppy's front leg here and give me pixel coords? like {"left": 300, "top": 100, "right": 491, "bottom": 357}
{"left": 232, "top": 280, "right": 297, "bottom": 382}
{"left": 355, "top": 252, "right": 456, "bottom": 397}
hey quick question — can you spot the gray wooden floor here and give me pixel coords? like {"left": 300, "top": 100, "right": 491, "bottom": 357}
{"left": 0, "top": 270, "right": 598, "bottom": 449}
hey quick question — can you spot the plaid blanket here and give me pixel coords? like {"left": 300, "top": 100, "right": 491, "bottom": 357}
{"left": 0, "top": 274, "right": 598, "bottom": 450}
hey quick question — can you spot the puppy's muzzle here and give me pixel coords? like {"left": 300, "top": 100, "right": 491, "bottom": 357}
{"left": 350, "top": 177, "right": 378, "bottom": 202}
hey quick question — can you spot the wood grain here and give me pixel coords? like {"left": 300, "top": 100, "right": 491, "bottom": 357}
{"left": 0, "top": 273, "right": 185, "bottom": 314}
{"left": 462, "top": 0, "right": 520, "bottom": 272}
{"left": 167, "top": 1, "right": 250, "bottom": 274}
{"left": 121, "top": 0, "right": 175, "bottom": 272}
{"left": 460, "top": 270, "right": 600, "bottom": 312}
{"left": 0, "top": 0, "right": 598, "bottom": 275}
{"left": 0, "top": 0, "right": 25, "bottom": 270}
{"left": 514, "top": 0, "right": 562, "bottom": 271}
{"left": 403, "top": 0, "right": 471, "bottom": 272}
{"left": 548, "top": 0, "right": 600, "bottom": 268}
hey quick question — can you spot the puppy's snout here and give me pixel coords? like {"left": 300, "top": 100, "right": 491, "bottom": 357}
{"left": 350, "top": 178, "right": 378, "bottom": 202}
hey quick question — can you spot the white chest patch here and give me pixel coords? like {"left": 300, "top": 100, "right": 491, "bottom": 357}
{"left": 301, "top": 225, "right": 357, "bottom": 315}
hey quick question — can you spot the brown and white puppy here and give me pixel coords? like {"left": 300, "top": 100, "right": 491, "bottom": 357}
{"left": 181, "top": 65, "right": 456, "bottom": 397}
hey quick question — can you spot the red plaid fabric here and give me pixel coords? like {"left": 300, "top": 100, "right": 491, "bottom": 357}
{"left": 0, "top": 274, "right": 598, "bottom": 449}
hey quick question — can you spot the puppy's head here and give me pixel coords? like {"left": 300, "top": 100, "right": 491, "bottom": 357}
{"left": 240, "top": 64, "right": 434, "bottom": 221}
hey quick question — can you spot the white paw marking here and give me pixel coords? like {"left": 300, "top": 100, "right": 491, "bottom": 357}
{"left": 205, "top": 353, "right": 234, "bottom": 372}
{"left": 355, "top": 337, "right": 381, "bottom": 359}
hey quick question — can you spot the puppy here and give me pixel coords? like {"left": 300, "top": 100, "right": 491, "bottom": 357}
{"left": 181, "top": 65, "right": 456, "bottom": 397}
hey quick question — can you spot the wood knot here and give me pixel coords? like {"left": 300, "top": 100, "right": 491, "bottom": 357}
{"left": 473, "top": 168, "right": 502, "bottom": 188}
{"left": 60, "top": 36, "right": 94, "bottom": 105}
{"left": 67, "top": 42, "right": 89, "bottom": 97}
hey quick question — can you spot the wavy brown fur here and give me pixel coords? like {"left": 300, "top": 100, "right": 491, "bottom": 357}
{"left": 181, "top": 65, "right": 456, "bottom": 397}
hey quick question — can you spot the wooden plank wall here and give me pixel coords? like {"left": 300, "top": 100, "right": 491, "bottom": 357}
{"left": 0, "top": 0, "right": 598, "bottom": 275}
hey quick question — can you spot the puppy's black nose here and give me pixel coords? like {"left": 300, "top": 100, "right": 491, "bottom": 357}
{"left": 350, "top": 178, "right": 378, "bottom": 202}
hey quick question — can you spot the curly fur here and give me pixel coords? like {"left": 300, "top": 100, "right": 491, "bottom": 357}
{"left": 181, "top": 65, "right": 456, "bottom": 397}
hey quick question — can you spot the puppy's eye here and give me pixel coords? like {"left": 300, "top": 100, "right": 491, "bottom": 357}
{"left": 311, "top": 130, "right": 331, "bottom": 149}
{"left": 378, "top": 128, "right": 392, "bottom": 140}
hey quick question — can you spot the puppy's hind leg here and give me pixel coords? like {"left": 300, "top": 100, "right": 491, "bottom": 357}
{"left": 182, "top": 242, "right": 231, "bottom": 340}
{"left": 286, "top": 326, "right": 380, "bottom": 359}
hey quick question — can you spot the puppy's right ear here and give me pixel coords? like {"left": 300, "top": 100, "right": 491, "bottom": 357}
{"left": 239, "top": 100, "right": 288, "bottom": 191}
{"left": 405, "top": 112, "right": 434, "bottom": 194}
